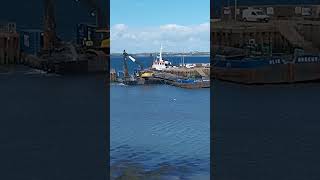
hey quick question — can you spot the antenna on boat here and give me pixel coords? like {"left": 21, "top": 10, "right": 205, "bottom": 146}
{"left": 183, "top": 53, "right": 185, "bottom": 67}
{"left": 181, "top": 49, "right": 185, "bottom": 67}
{"left": 234, "top": 0, "right": 237, "bottom": 21}
{"left": 180, "top": 52, "right": 183, "bottom": 67}
{"left": 160, "top": 44, "right": 163, "bottom": 61}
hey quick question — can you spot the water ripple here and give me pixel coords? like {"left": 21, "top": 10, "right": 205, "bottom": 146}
{"left": 110, "top": 81, "right": 210, "bottom": 178}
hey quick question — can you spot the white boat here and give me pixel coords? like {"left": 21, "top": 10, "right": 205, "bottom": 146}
{"left": 151, "top": 45, "right": 173, "bottom": 70}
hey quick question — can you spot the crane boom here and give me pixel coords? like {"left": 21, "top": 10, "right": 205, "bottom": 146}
{"left": 75, "top": 0, "right": 109, "bottom": 52}
{"left": 128, "top": 55, "right": 136, "bottom": 62}
{"left": 123, "top": 50, "right": 144, "bottom": 70}
{"left": 77, "top": 0, "right": 106, "bottom": 28}
{"left": 43, "top": 0, "right": 56, "bottom": 51}
{"left": 43, "top": 0, "right": 108, "bottom": 54}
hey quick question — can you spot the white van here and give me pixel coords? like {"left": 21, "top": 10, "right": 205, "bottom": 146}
{"left": 242, "top": 9, "right": 270, "bottom": 22}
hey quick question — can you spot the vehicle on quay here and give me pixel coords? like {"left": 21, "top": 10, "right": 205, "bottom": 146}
{"left": 242, "top": 8, "right": 270, "bottom": 22}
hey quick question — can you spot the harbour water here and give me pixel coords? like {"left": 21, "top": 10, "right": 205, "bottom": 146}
{"left": 0, "top": 66, "right": 107, "bottom": 179}
{"left": 110, "top": 56, "right": 210, "bottom": 179}
{"left": 214, "top": 80, "right": 320, "bottom": 180}
{"left": 0, "top": 55, "right": 210, "bottom": 179}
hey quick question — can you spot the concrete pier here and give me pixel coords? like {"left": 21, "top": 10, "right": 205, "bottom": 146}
{"left": 112, "top": 66, "right": 210, "bottom": 89}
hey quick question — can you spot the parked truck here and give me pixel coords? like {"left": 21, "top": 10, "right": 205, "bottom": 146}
{"left": 242, "top": 8, "right": 270, "bottom": 22}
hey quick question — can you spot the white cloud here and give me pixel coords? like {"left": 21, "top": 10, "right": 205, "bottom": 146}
{"left": 110, "top": 23, "right": 209, "bottom": 53}
{"left": 112, "top": 24, "right": 128, "bottom": 31}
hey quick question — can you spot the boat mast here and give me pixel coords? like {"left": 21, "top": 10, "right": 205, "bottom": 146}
{"left": 234, "top": 0, "right": 237, "bottom": 21}
{"left": 183, "top": 54, "right": 185, "bottom": 66}
{"left": 182, "top": 49, "right": 185, "bottom": 67}
{"left": 160, "top": 44, "right": 163, "bottom": 61}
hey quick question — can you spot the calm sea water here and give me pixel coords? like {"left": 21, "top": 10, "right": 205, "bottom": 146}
{"left": 110, "top": 56, "right": 210, "bottom": 179}
{"left": 214, "top": 80, "right": 320, "bottom": 180}
{"left": 0, "top": 66, "right": 107, "bottom": 179}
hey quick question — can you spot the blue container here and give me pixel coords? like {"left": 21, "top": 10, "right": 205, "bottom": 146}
{"left": 20, "top": 29, "right": 43, "bottom": 55}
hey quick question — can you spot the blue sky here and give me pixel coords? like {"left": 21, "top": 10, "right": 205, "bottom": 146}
{"left": 111, "top": 0, "right": 210, "bottom": 53}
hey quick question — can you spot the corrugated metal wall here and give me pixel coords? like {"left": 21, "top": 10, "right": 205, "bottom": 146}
{"left": 0, "top": 33, "right": 20, "bottom": 64}
{"left": 20, "top": 30, "right": 43, "bottom": 55}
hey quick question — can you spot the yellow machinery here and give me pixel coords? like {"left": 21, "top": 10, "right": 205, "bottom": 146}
{"left": 44, "top": 0, "right": 109, "bottom": 53}
{"left": 101, "top": 38, "right": 110, "bottom": 48}
{"left": 96, "top": 29, "right": 110, "bottom": 49}
{"left": 140, "top": 71, "right": 154, "bottom": 78}
{"left": 122, "top": 50, "right": 156, "bottom": 78}
{"left": 77, "top": 25, "right": 109, "bottom": 54}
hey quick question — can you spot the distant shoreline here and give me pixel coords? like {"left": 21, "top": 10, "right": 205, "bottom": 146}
{"left": 110, "top": 53, "right": 210, "bottom": 57}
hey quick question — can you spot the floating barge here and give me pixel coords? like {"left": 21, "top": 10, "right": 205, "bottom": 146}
{"left": 212, "top": 53, "right": 320, "bottom": 84}
{"left": 112, "top": 70, "right": 210, "bottom": 89}
{"left": 153, "top": 71, "right": 210, "bottom": 89}
{"left": 119, "top": 76, "right": 165, "bottom": 85}
{"left": 171, "top": 79, "right": 210, "bottom": 89}
{"left": 113, "top": 47, "right": 210, "bottom": 89}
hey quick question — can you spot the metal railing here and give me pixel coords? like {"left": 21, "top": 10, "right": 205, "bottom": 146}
{"left": 0, "top": 22, "right": 16, "bottom": 33}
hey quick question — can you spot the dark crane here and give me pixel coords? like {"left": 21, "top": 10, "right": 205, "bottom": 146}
{"left": 123, "top": 50, "right": 144, "bottom": 79}
{"left": 74, "top": 0, "right": 109, "bottom": 51}
{"left": 74, "top": 0, "right": 107, "bottom": 28}
{"left": 43, "top": 0, "right": 56, "bottom": 52}
{"left": 43, "top": 0, "right": 109, "bottom": 53}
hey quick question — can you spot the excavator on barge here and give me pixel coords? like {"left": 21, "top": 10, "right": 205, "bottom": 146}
{"left": 121, "top": 50, "right": 162, "bottom": 85}
{"left": 36, "top": 0, "right": 109, "bottom": 74}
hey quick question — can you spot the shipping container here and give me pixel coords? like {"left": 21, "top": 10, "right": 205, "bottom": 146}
{"left": 20, "top": 29, "right": 43, "bottom": 56}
